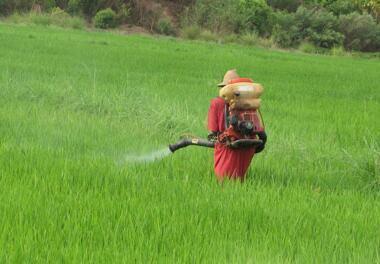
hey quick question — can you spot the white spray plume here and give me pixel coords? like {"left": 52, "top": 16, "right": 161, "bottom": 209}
{"left": 120, "top": 147, "right": 172, "bottom": 164}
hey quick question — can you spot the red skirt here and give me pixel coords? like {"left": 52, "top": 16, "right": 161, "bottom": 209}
{"left": 214, "top": 143, "right": 255, "bottom": 180}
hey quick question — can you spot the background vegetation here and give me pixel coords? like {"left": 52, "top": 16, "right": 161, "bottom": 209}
{"left": 0, "top": 0, "right": 380, "bottom": 53}
{"left": 0, "top": 23, "right": 379, "bottom": 262}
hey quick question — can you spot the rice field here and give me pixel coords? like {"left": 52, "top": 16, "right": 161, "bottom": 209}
{"left": 0, "top": 23, "right": 379, "bottom": 263}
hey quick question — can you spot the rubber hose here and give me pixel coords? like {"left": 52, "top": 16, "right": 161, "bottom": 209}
{"left": 169, "top": 138, "right": 215, "bottom": 153}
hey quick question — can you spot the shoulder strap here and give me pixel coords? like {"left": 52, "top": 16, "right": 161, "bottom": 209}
{"left": 258, "top": 109, "right": 265, "bottom": 128}
{"left": 224, "top": 103, "right": 230, "bottom": 129}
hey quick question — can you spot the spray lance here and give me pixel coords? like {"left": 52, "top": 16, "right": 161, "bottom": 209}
{"left": 169, "top": 137, "right": 215, "bottom": 153}
{"left": 168, "top": 78, "right": 267, "bottom": 154}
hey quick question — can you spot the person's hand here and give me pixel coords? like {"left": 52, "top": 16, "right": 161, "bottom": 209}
{"left": 207, "top": 132, "right": 218, "bottom": 142}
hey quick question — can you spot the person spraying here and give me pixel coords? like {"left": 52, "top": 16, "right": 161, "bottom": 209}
{"left": 169, "top": 69, "right": 267, "bottom": 181}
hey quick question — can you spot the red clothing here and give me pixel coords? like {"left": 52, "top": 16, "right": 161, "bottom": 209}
{"left": 207, "top": 97, "right": 255, "bottom": 180}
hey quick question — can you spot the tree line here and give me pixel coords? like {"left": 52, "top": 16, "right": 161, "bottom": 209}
{"left": 1, "top": 0, "right": 379, "bottom": 52}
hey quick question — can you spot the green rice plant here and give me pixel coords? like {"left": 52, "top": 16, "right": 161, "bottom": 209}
{"left": 0, "top": 23, "right": 379, "bottom": 263}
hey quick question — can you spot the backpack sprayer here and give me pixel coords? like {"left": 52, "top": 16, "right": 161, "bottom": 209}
{"left": 169, "top": 78, "right": 267, "bottom": 153}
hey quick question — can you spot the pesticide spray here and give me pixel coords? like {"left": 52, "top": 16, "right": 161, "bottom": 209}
{"left": 121, "top": 147, "right": 173, "bottom": 164}
{"left": 120, "top": 139, "right": 214, "bottom": 164}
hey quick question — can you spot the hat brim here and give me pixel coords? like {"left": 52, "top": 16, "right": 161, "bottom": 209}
{"left": 217, "top": 82, "right": 226, "bottom": 87}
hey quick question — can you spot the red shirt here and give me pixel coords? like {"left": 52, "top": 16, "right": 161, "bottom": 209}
{"left": 207, "top": 97, "right": 255, "bottom": 180}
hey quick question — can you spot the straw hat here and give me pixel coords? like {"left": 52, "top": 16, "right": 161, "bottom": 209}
{"left": 218, "top": 69, "right": 240, "bottom": 87}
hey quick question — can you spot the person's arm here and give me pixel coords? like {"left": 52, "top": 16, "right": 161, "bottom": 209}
{"left": 207, "top": 100, "right": 219, "bottom": 142}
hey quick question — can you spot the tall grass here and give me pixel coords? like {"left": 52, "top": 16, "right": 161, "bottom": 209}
{"left": 0, "top": 23, "right": 379, "bottom": 262}
{"left": 4, "top": 11, "right": 85, "bottom": 29}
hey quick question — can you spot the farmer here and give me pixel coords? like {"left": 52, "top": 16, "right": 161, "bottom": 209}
{"left": 207, "top": 69, "right": 256, "bottom": 181}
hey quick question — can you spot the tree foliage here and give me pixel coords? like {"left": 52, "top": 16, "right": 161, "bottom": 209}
{"left": 1, "top": 0, "right": 379, "bottom": 52}
{"left": 339, "top": 12, "right": 380, "bottom": 51}
{"left": 94, "top": 8, "right": 117, "bottom": 28}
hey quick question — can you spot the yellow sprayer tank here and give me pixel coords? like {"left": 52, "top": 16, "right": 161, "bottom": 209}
{"left": 219, "top": 81, "right": 264, "bottom": 110}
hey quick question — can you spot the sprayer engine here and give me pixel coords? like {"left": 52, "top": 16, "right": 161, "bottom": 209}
{"left": 219, "top": 108, "right": 265, "bottom": 147}
{"left": 230, "top": 110, "right": 257, "bottom": 136}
